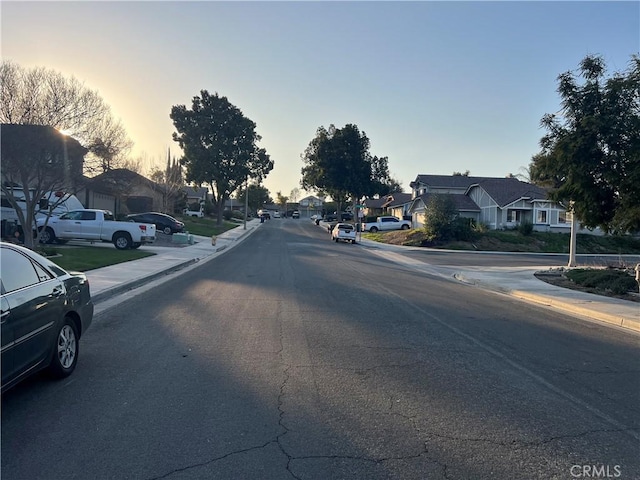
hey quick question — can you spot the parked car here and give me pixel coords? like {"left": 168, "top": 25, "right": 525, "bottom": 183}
{"left": 331, "top": 223, "right": 357, "bottom": 244}
{"left": 37, "top": 209, "right": 156, "bottom": 250}
{"left": 182, "top": 207, "right": 204, "bottom": 218}
{"left": 273, "top": 211, "right": 281, "bottom": 218}
{"left": 292, "top": 210, "right": 300, "bottom": 218}
{"left": 324, "top": 212, "right": 353, "bottom": 222}
{"left": 258, "top": 209, "right": 271, "bottom": 220}
{"left": 127, "top": 212, "right": 184, "bottom": 235}
{"left": 1, "top": 242, "right": 94, "bottom": 393}
{"left": 362, "top": 216, "right": 411, "bottom": 233}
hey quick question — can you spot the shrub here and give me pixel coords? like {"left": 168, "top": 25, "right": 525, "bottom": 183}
{"left": 566, "top": 268, "right": 636, "bottom": 295}
{"left": 222, "top": 210, "right": 232, "bottom": 221}
{"left": 451, "top": 217, "right": 475, "bottom": 241}
{"left": 518, "top": 221, "right": 534, "bottom": 236}
{"left": 423, "top": 194, "right": 458, "bottom": 241}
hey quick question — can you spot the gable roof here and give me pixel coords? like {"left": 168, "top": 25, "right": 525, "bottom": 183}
{"left": 468, "top": 177, "right": 549, "bottom": 207}
{"left": 182, "top": 186, "right": 208, "bottom": 199}
{"left": 382, "top": 192, "right": 412, "bottom": 208}
{"left": 88, "top": 168, "right": 161, "bottom": 193}
{"left": 363, "top": 197, "right": 387, "bottom": 209}
{"left": 410, "top": 193, "right": 480, "bottom": 212}
{"left": 411, "top": 174, "right": 488, "bottom": 189}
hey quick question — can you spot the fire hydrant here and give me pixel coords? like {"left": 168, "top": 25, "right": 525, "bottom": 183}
{"left": 211, "top": 235, "right": 217, "bottom": 246}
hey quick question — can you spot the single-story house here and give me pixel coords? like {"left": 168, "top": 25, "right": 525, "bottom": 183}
{"left": 381, "top": 192, "right": 413, "bottom": 220}
{"left": 408, "top": 174, "right": 570, "bottom": 232}
{"left": 79, "top": 169, "right": 169, "bottom": 217}
{"left": 362, "top": 197, "right": 387, "bottom": 217}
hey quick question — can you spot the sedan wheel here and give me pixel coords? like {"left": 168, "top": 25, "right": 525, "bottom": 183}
{"left": 163, "top": 226, "right": 172, "bottom": 235}
{"left": 48, "top": 318, "right": 79, "bottom": 378}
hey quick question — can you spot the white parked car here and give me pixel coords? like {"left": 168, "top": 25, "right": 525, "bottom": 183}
{"left": 361, "top": 216, "right": 411, "bottom": 233}
{"left": 331, "top": 223, "right": 357, "bottom": 244}
{"left": 273, "top": 211, "right": 281, "bottom": 218}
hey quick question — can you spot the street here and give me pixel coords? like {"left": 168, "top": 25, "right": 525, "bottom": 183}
{"left": 2, "top": 219, "right": 639, "bottom": 480}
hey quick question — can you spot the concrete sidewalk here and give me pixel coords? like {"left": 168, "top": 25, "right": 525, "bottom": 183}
{"left": 87, "top": 218, "right": 639, "bottom": 334}
{"left": 88, "top": 219, "right": 261, "bottom": 304}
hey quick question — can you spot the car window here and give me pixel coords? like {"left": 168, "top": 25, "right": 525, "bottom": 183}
{"left": 0, "top": 248, "right": 52, "bottom": 293}
{"left": 60, "top": 211, "right": 83, "bottom": 220}
{"left": 80, "top": 211, "right": 96, "bottom": 221}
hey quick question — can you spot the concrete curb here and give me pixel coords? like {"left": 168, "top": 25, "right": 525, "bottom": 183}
{"left": 91, "top": 258, "right": 198, "bottom": 304}
{"left": 91, "top": 222, "right": 260, "bottom": 305}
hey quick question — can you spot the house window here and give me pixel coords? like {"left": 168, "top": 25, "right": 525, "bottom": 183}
{"left": 536, "top": 210, "right": 548, "bottom": 224}
{"left": 507, "top": 209, "right": 522, "bottom": 223}
{"left": 558, "top": 211, "right": 567, "bottom": 224}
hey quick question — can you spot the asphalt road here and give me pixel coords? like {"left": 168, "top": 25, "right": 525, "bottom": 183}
{"left": 2, "top": 219, "right": 639, "bottom": 480}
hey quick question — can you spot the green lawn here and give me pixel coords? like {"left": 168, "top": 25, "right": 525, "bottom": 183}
{"left": 179, "top": 216, "right": 240, "bottom": 237}
{"left": 363, "top": 229, "right": 640, "bottom": 254}
{"left": 40, "top": 246, "right": 155, "bottom": 272}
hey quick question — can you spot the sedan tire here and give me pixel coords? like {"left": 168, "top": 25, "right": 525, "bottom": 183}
{"left": 48, "top": 317, "right": 79, "bottom": 379}
{"left": 163, "top": 226, "right": 172, "bottom": 235}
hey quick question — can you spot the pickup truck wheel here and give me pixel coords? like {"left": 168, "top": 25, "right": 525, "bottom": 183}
{"left": 401, "top": 224, "right": 409, "bottom": 230}
{"left": 39, "top": 227, "right": 56, "bottom": 244}
{"left": 369, "top": 226, "right": 378, "bottom": 233}
{"left": 114, "top": 232, "right": 133, "bottom": 250}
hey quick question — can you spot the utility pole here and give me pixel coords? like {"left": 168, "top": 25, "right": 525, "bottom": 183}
{"left": 568, "top": 203, "right": 577, "bottom": 268}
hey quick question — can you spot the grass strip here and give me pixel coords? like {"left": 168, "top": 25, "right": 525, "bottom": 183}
{"left": 41, "top": 246, "right": 155, "bottom": 272}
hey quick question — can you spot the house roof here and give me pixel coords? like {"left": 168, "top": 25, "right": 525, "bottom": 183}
{"left": 410, "top": 193, "right": 481, "bottom": 212}
{"left": 468, "top": 177, "right": 549, "bottom": 207}
{"left": 382, "top": 192, "right": 412, "bottom": 208}
{"left": 410, "top": 174, "right": 489, "bottom": 189}
{"left": 410, "top": 174, "right": 550, "bottom": 208}
{"left": 87, "top": 168, "right": 162, "bottom": 193}
{"left": 182, "top": 186, "right": 208, "bottom": 198}
{"left": 363, "top": 197, "right": 387, "bottom": 209}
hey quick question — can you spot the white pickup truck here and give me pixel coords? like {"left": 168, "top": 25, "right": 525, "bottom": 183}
{"left": 37, "top": 209, "right": 156, "bottom": 250}
{"left": 362, "top": 216, "right": 411, "bottom": 233}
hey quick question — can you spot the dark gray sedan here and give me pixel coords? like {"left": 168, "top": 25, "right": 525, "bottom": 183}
{"left": 1, "top": 242, "right": 93, "bottom": 393}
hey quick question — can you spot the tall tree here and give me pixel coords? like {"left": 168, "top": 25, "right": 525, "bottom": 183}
{"left": 170, "top": 90, "right": 273, "bottom": 225}
{"left": 530, "top": 54, "right": 640, "bottom": 233}
{"left": 1, "top": 124, "right": 87, "bottom": 248}
{"left": 301, "top": 124, "right": 395, "bottom": 212}
{"left": 149, "top": 148, "right": 184, "bottom": 213}
{"left": 276, "top": 191, "right": 289, "bottom": 211}
{"left": 0, "top": 60, "right": 133, "bottom": 175}
{"left": 235, "top": 183, "right": 272, "bottom": 214}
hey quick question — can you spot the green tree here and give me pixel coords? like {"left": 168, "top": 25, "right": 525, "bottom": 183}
{"left": 301, "top": 124, "right": 396, "bottom": 213}
{"left": 170, "top": 91, "right": 273, "bottom": 225}
{"left": 276, "top": 191, "right": 289, "bottom": 211}
{"left": 235, "top": 183, "right": 272, "bottom": 214}
{"left": 530, "top": 55, "right": 640, "bottom": 233}
{"left": 423, "top": 194, "right": 458, "bottom": 241}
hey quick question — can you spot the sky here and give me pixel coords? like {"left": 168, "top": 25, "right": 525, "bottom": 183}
{"left": 2, "top": 1, "right": 638, "bottom": 199}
